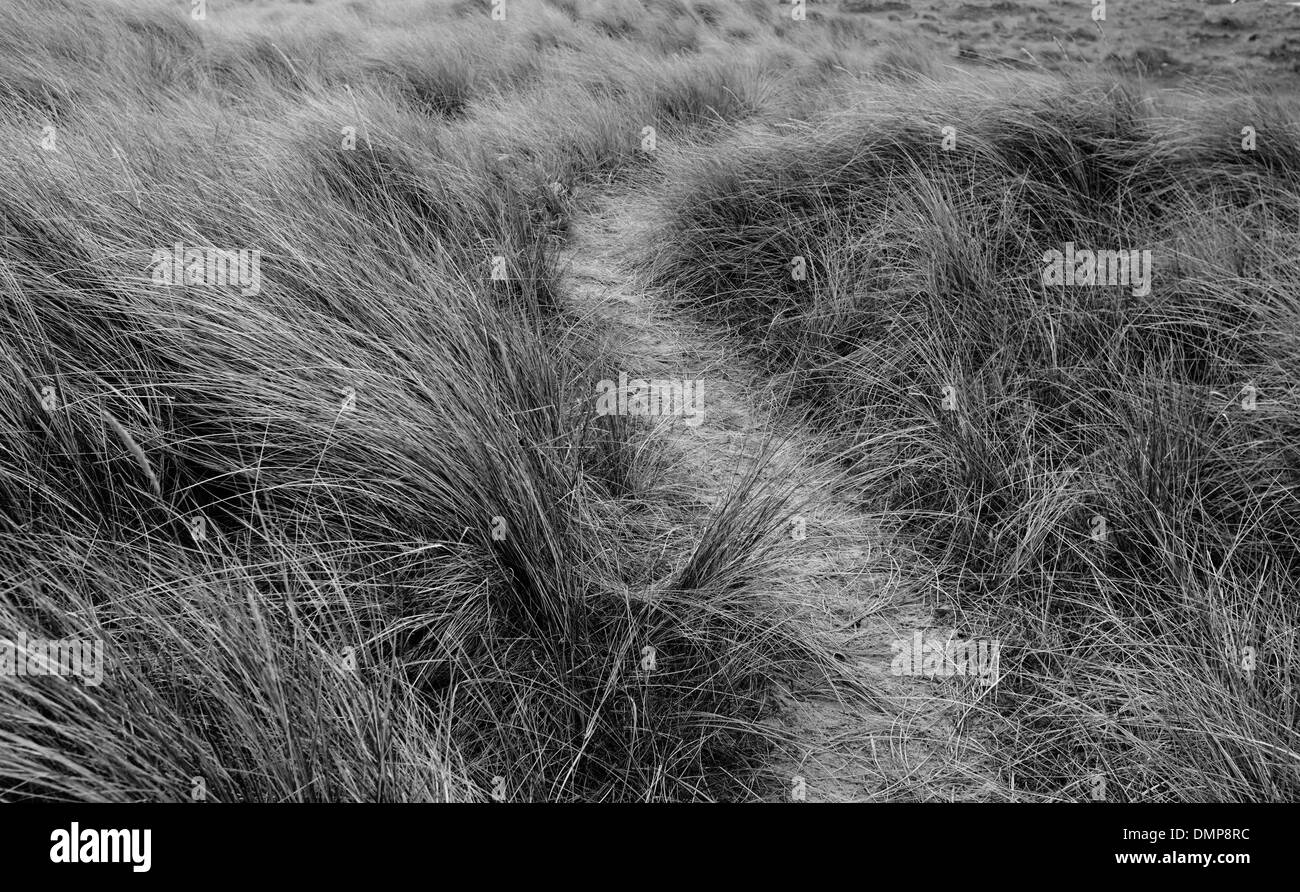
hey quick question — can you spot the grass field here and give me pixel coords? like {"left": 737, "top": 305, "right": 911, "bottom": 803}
{"left": 1, "top": 0, "right": 1297, "bottom": 803}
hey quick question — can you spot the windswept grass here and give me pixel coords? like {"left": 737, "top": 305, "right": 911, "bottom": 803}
{"left": 646, "top": 73, "right": 1300, "bottom": 801}
{"left": 0, "top": 0, "right": 852, "bottom": 802}
{"left": 13, "top": 0, "right": 1291, "bottom": 806}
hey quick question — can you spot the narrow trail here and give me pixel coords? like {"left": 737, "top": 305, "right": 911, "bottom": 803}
{"left": 561, "top": 188, "right": 999, "bottom": 801}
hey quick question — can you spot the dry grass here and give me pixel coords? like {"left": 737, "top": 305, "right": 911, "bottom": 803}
{"left": 6, "top": 0, "right": 1296, "bottom": 804}
{"left": 0, "top": 0, "right": 861, "bottom": 802}
{"left": 646, "top": 72, "right": 1300, "bottom": 801}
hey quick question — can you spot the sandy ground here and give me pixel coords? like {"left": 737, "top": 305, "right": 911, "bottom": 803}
{"left": 561, "top": 190, "right": 1004, "bottom": 801}
{"left": 838, "top": 0, "right": 1300, "bottom": 86}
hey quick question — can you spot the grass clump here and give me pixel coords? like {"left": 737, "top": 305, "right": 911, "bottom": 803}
{"left": 0, "top": 0, "right": 838, "bottom": 802}
{"left": 646, "top": 73, "right": 1300, "bottom": 801}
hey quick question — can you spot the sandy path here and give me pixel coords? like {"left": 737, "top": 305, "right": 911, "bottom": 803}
{"left": 560, "top": 188, "right": 1001, "bottom": 801}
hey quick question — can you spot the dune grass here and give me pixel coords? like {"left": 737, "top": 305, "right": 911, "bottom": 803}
{"left": 8, "top": 0, "right": 1293, "bottom": 804}
{"left": 0, "top": 0, "right": 861, "bottom": 802}
{"left": 645, "top": 73, "right": 1300, "bottom": 801}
